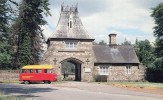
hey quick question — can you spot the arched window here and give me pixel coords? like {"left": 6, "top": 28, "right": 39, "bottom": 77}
{"left": 70, "top": 21, "right": 72, "bottom": 28}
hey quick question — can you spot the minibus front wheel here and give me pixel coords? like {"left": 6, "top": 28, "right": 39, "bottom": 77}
{"left": 24, "top": 80, "right": 30, "bottom": 84}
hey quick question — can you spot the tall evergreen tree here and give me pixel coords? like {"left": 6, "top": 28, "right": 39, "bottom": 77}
{"left": 151, "top": 3, "right": 163, "bottom": 70}
{"left": 151, "top": 3, "right": 163, "bottom": 57}
{"left": 0, "top": 0, "right": 16, "bottom": 69}
{"left": 13, "top": 0, "right": 51, "bottom": 68}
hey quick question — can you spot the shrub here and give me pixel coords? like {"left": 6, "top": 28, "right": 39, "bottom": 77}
{"left": 94, "top": 75, "right": 108, "bottom": 82}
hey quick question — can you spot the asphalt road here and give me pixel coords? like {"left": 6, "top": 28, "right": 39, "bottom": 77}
{"left": 0, "top": 82, "right": 163, "bottom": 100}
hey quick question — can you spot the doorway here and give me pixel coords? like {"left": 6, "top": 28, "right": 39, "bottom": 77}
{"left": 61, "top": 58, "right": 82, "bottom": 81}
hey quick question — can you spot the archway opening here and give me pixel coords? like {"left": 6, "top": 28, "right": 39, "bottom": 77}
{"left": 61, "top": 58, "right": 82, "bottom": 81}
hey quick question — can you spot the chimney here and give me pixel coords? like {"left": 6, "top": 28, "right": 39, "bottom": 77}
{"left": 109, "top": 33, "right": 117, "bottom": 47}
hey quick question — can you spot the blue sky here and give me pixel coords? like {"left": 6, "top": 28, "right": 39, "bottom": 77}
{"left": 16, "top": 0, "right": 163, "bottom": 44}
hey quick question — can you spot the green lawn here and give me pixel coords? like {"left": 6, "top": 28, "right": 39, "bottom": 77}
{"left": 106, "top": 82, "right": 163, "bottom": 88}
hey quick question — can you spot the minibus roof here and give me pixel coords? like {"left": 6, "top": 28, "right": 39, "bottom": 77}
{"left": 22, "top": 65, "right": 53, "bottom": 69}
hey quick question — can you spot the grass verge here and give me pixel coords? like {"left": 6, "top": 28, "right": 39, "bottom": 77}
{"left": 0, "top": 80, "right": 20, "bottom": 84}
{"left": 0, "top": 92, "right": 25, "bottom": 100}
{"left": 0, "top": 95, "right": 24, "bottom": 100}
{"left": 98, "top": 82, "right": 163, "bottom": 89}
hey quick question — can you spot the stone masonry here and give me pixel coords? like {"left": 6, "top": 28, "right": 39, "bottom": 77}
{"left": 42, "top": 40, "right": 94, "bottom": 81}
{"left": 94, "top": 65, "right": 145, "bottom": 82}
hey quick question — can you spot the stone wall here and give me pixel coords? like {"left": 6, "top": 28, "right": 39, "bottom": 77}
{"left": 41, "top": 40, "right": 95, "bottom": 82}
{"left": 94, "top": 64, "right": 145, "bottom": 82}
{"left": 0, "top": 70, "right": 19, "bottom": 82}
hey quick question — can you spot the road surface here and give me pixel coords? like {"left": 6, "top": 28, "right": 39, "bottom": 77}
{"left": 0, "top": 82, "right": 163, "bottom": 100}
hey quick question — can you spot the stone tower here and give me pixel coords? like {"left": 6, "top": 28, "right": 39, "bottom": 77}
{"left": 41, "top": 4, "right": 95, "bottom": 81}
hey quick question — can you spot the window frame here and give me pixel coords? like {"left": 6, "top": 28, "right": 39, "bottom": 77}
{"left": 125, "top": 65, "right": 132, "bottom": 75}
{"left": 65, "top": 41, "right": 78, "bottom": 49}
{"left": 99, "top": 65, "right": 109, "bottom": 75}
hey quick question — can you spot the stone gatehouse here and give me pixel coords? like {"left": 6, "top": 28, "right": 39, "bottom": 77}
{"left": 41, "top": 4, "right": 144, "bottom": 82}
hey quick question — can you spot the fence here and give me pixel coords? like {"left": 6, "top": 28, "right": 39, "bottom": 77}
{"left": 146, "top": 68, "right": 163, "bottom": 82}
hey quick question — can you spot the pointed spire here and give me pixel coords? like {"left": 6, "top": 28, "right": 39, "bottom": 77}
{"left": 76, "top": 3, "right": 78, "bottom": 7}
{"left": 75, "top": 3, "right": 78, "bottom": 12}
{"left": 65, "top": 5, "right": 69, "bottom": 11}
{"left": 70, "top": 5, "right": 73, "bottom": 12}
{"left": 61, "top": 2, "right": 64, "bottom": 11}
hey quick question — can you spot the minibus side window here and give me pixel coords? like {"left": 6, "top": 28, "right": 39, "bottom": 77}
{"left": 21, "top": 69, "right": 25, "bottom": 73}
{"left": 29, "top": 69, "right": 32, "bottom": 73}
{"left": 47, "top": 69, "right": 53, "bottom": 73}
{"left": 37, "top": 69, "right": 42, "bottom": 73}
{"left": 23, "top": 69, "right": 30, "bottom": 73}
{"left": 30, "top": 69, "right": 36, "bottom": 73}
{"left": 21, "top": 69, "right": 27, "bottom": 73}
{"left": 44, "top": 69, "right": 52, "bottom": 73}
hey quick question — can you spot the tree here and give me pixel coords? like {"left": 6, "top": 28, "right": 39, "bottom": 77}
{"left": 12, "top": 0, "right": 51, "bottom": 68}
{"left": 0, "top": 0, "right": 17, "bottom": 69}
{"left": 134, "top": 38, "right": 139, "bottom": 59}
{"left": 151, "top": 3, "right": 163, "bottom": 57}
{"left": 61, "top": 62, "right": 75, "bottom": 74}
{"left": 93, "top": 41, "right": 98, "bottom": 45}
{"left": 150, "top": 3, "right": 163, "bottom": 70}
{"left": 134, "top": 39, "right": 155, "bottom": 66}
{"left": 121, "top": 38, "right": 131, "bottom": 45}
{"left": 98, "top": 40, "right": 107, "bottom": 45}
{"left": 145, "top": 3, "right": 163, "bottom": 82}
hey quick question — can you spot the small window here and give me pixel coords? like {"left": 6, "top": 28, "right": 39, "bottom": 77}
{"left": 126, "top": 65, "right": 132, "bottom": 74}
{"left": 47, "top": 69, "right": 53, "bottom": 73}
{"left": 21, "top": 69, "right": 26, "bottom": 73}
{"left": 99, "top": 66, "right": 109, "bottom": 75}
{"left": 65, "top": 41, "right": 77, "bottom": 49}
{"left": 43, "top": 69, "right": 53, "bottom": 73}
{"left": 31, "top": 69, "right": 37, "bottom": 73}
{"left": 37, "top": 69, "right": 42, "bottom": 73}
{"left": 70, "top": 21, "right": 72, "bottom": 28}
{"left": 22, "top": 69, "right": 30, "bottom": 73}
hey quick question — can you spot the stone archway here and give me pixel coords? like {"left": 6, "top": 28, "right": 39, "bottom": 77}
{"left": 60, "top": 58, "right": 83, "bottom": 81}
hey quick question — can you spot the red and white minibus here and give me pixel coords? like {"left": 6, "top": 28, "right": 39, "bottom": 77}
{"left": 19, "top": 65, "right": 57, "bottom": 84}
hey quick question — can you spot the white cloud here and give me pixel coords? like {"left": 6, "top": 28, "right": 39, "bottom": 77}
{"left": 42, "top": 0, "right": 161, "bottom": 44}
{"left": 41, "top": 25, "right": 53, "bottom": 40}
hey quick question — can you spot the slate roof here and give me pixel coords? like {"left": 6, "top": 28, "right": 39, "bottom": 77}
{"left": 49, "top": 5, "right": 93, "bottom": 40}
{"left": 93, "top": 45, "right": 139, "bottom": 63}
